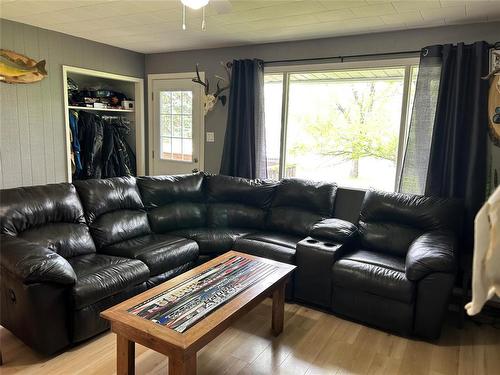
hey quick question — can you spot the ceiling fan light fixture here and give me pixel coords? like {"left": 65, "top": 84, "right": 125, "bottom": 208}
{"left": 181, "top": 0, "right": 209, "bottom": 10}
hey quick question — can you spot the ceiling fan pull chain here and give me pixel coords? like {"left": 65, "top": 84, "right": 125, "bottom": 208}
{"left": 182, "top": 4, "right": 186, "bottom": 30}
{"left": 202, "top": 6, "right": 206, "bottom": 31}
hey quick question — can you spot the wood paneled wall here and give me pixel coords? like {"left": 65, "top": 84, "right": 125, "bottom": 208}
{"left": 0, "top": 19, "right": 144, "bottom": 189}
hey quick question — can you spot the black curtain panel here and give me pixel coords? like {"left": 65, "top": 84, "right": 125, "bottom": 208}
{"left": 400, "top": 41, "right": 490, "bottom": 252}
{"left": 220, "top": 59, "right": 267, "bottom": 179}
{"left": 425, "top": 41, "right": 490, "bottom": 251}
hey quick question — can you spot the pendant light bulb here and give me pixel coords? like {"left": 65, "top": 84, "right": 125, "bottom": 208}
{"left": 181, "top": 0, "right": 209, "bottom": 10}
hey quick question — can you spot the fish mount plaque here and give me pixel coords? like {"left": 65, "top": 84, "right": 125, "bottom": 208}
{"left": 0, "top": 49, "right": 48, "bottom": 84}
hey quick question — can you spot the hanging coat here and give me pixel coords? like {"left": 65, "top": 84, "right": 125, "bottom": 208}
{"left": 78, "top": 111, "right": 104, "bottom": 179}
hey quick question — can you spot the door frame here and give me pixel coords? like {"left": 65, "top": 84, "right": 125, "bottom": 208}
{"left": 147, "top": 72, "right": 205, "bottom": 175}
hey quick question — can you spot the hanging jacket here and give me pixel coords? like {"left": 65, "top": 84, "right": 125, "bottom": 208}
{"left": 101, "top": 116, "right": 136, "bottom": 178}
{"left": 102, "top": 119, "right": 116, "bottom": 178}
{"left": 69, "top": 110, "right": 82, "bottom": 177}
{"left": 78, "top": 111, "right": 104, "bottom": 179}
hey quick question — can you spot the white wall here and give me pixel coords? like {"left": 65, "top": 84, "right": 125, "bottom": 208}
{"left": 0, "top": 19, "right": 145, "bottom": 189}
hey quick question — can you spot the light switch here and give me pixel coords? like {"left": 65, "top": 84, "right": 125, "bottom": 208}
{"left": 206, "top": 132, "right": 215, "bottom": 142}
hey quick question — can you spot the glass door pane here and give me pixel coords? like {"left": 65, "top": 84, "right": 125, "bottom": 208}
{"left": 159, "top": 90, "right": 193, "bottom": 162}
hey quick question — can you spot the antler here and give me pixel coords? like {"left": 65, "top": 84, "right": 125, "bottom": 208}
{"left": 192, "top": 64, "right": 209, "bottom": 95}
{"left": 482, "top": 67, "right": 500, "bottom": 80}
{"left": 213, "top": 61, "right": 231, "bottom": 98}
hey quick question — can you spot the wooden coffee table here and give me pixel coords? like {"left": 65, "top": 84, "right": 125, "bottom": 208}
{"left": 101, "top": 250, "right": 296, "bottom": 375}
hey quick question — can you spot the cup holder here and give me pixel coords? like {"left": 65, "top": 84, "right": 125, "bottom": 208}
{"left": 306, "top": 239, "right": 319, "bottom": 244}
{"left": 324, "top": 242, "right": 334, "bottom": 247}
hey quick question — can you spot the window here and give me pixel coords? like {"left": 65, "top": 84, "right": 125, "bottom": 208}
{"left": 264, "top": 61, "right": 418, "bottom": 191}
{"left": 159, "top": 90, "right": 193, "bottom": 161}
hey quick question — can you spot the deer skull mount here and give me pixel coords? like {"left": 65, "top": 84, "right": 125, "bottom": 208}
{"left": 192, "top": 62, "right": 231, "bottom": 115}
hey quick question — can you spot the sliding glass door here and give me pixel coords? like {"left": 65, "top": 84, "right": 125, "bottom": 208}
{"left": 264, "top": 60, "right": 418, "bottom": 191}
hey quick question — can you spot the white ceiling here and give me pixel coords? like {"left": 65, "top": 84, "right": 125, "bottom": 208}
{"left": 1, "top": 0, "right": 499, "bottom": 54}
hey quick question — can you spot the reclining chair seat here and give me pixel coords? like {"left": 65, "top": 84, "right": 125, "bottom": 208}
{"left": 235, "top": 231, "right": 303, "bottom": 300}
{"left": 234, "top": 232, "right": 302, "bottom": 264}
{"left": 169, "top": 227, "right": 252, "bottom": 255}
{"left": 101, "top": 234, "right": 199, "bottom": 277}
{"left": 68, "top": 253, "right": 149, "bottom": 309}
{"left": 332, "top": 250, "right": 414, "bottom": 304}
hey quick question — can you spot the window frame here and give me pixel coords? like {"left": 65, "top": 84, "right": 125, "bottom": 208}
{"left": 265, "top": 57, "right": 420, "bottom": 191}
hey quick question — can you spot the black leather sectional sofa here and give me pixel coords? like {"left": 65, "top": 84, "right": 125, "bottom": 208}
{"left": 0, "top": 173, "right": 461, "bottom": 355}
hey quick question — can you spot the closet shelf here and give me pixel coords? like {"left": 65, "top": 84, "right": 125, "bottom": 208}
{"left": 68, "top": 105, "right": 134, "bottom": 113}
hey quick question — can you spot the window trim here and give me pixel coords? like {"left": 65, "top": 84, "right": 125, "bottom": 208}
{"left": 264, "top": 57, "right": 420, "bottom": 189}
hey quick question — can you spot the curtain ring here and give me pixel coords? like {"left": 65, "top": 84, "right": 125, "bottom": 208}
{"left": 422, "top": 48, "right": 429, "bottom": 57}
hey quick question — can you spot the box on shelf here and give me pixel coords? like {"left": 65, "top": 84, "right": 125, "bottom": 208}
{"left": 122, "top": 100, "right": 135, "bottom": 110}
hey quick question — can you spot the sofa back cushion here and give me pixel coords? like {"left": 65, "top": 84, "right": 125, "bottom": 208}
{"left": 74, "top": 177, "right": 150, "bottom": 248}
{"left": 268, "top": 178, "right": 337, "bottom": 236}
{"left": 359, "top": 189, "right": 462, "bottom": 257}
{"left": 137, "top": 173, "right": 206, "bottom": 233}
{"left": 206, "top": 174, "right": 278, "bottom": 229}
{"left": 0, "top": 183, "right": 96, "bottom": 258}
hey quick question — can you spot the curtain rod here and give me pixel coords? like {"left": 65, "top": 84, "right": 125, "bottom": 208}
{"left": 263, "top": 49, "right": 421, "bottom": 65}
{"left": 262, "top": 41, "right": 499, "bottom": 65}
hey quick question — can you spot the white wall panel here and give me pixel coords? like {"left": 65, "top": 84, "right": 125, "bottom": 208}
{"left": 0, "top": 19, "right": 144, "bottom": 189}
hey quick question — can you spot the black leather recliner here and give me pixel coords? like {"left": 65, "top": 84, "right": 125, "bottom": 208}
{"left": 0, "top": 183, "right": 151, "bottom": 352}
{"left": 330, "top": 190, "right": 462, "bottom": 338}
{"left": 0, "top": 173, "right": 462, "bottom": 355}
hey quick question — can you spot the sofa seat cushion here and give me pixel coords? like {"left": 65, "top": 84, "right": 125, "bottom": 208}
{"left": 101, "top": 234, "right": 199, "bottom": 276}
{"left": 234, "top": 232, "right": 302, "bottom": 264}
{"left": 68, "top": 254, "right": 149, "bottom": 309}
{"left": 332, "top": 250, "right": 414, "bottom": 304}
{"left": 169, "top": 228, "right": 251, "bottom": 255}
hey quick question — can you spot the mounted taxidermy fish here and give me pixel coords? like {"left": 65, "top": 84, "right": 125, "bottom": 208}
{"left": 483, "top": 48, "right": 500, "bottom": 146}
{"left": 0, "top": 49, "right": 47, "bottom": 84}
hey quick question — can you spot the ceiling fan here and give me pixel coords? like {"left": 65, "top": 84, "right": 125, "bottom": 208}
{"left": 181, "top": 0, "right": 232, "bottom": 31}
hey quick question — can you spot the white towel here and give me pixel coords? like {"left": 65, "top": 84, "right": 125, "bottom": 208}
{"left": 465, "top": 186, "right": 500, "bottom": 315}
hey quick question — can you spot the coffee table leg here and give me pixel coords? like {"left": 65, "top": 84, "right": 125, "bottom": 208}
{"left": 169, "top": 353, "right": 197, "bottom": 375}
{"left": 116, "top": 335, "right": 135, "bottom": 375}
{"left": 272, "top": 281, "right": 286, "bottom": 336}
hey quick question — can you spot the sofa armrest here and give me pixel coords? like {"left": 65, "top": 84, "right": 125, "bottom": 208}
{"left": 405, "top": 231, "right": 457, "bottom": 281}
{"left": 310, "top": 218, "right": 358, "bottom": 242}
{"left": 1, "top": 236, "right": 77, "bottom": 285}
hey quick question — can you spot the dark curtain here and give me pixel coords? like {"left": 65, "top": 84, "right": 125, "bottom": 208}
{"left": 425, "top": 41, "right": 490, "bottom": 251}
{"left": 220, "top": 59, "right": 267, "bottom": 179}
{"left": 400, "top": 41, "right": 490, "bottom": 252}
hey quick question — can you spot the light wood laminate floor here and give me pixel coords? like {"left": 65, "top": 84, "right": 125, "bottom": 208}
{"left": 1, "top": 300, "right": 499, "bottom": 375}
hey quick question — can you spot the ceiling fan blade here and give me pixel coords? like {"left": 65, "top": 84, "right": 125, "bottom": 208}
{"left": 211, "top": 0, "right": 232, "bottom": 14}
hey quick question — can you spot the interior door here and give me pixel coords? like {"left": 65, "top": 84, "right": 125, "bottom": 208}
{"left": 151, "top": 77, "right": 203, "bottom": 175}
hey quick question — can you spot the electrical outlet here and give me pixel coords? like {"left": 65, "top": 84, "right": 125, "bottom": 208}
{"left": 206, "top": 132, "right": 215, "bottom": 142}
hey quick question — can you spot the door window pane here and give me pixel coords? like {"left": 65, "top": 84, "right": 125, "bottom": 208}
{"left": 284, "top": 68, "right": 406, "bottom": 191}
{"left": 264, "top": 74, "right": 283, "bottom": 180}
{"left": 159, "top": 90, "right": 193, "bottom": 161}
{"left": 161, "top": 137, "right": 172, "bottom": 159}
